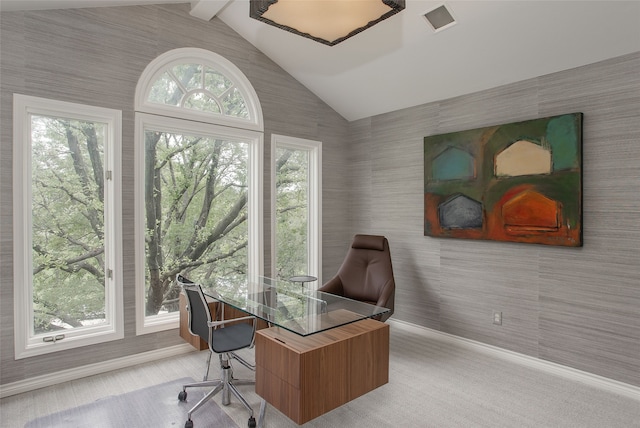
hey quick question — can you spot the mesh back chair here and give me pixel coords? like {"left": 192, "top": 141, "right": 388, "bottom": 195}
{"left": 176, "top": 274, "right": 258, "bottom": 428}
{"left": 318, "top": 234, "right": 395, "bottom": 322}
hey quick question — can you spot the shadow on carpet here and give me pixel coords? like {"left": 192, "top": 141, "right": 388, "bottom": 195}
{"left": 25, "top": 377, "right": 239, "bottom": 428}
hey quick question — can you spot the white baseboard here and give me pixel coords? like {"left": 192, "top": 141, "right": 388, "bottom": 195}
{"left": 3, "top": 322, "right": 639, "bottom": 402}
{"left": 389, "top": 319, "right": 640, "bottom": 401}
{"left": 0, "top": 343, "right": 195, "bottom": 399}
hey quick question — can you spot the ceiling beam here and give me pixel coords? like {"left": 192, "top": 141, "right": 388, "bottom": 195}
{"left": 189, "top": 0, "right": 232, "bottom": 21}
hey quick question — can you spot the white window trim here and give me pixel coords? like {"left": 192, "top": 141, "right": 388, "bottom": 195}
{"left": 134, "top": 113, "right": 264, "bottom": 335}
{"left": 134, "top": 47, "right": 264, "bottom": 132}
{"left": 270, "top": 134, "right": 322, "bottom": 286}
{"left": 135, "top": 48, "right": 264, "bottom": 334}
{"left": 13, "top": 94, "right": 123, "bottom": 359}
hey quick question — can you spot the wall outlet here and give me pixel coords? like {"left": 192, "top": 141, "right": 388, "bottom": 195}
{"left": 493, "top": 310, "right": 502, "bottom": 325}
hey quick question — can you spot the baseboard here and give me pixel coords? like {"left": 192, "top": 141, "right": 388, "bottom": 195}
{"left": 4, "top": 322, "right": 638, "bottom": 401}
{"left": 0, "top": 343, "right": 195, "bottom": 399}
{"left": 388, "top": 319, "right": 640, "bottom": 401}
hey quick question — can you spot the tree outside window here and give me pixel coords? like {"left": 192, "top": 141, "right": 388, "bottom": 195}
{"left": 272, "top": 135, "right": 321, "bottom": 286}
{"left": 135, "top": 49, "right": 264, "bottom": 333}
{"left": 275, "top": 147, "right": 309, "bottom": 280}
{"left": 31, "top": 116, "right": 108, "bottom": 332}
{"left": 142, "top": 128, "right": 250, "bottom": 316}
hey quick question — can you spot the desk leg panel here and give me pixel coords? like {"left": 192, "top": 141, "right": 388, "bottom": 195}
{"left": 348, "top": 322, "right": 390, "bottom": 399}
{"left": 256, "top": 365, "right": 303, "bottom": 424}
{"left": 299, "top": 341, "right": 350, "bottom": 422}
{"left": 255, "top": 333, "right": 301, "bottom": 387}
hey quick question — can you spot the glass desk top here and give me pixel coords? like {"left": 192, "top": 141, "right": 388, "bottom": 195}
{"left": 201, "top": 276, "right": 390, "bottom": 337}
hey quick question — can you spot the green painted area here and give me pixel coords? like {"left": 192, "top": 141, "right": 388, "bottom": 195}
{"left": 547, "top": 114, "right": 580, "bottom": 170}
{"left": 433, "top": 147, "right": 474, "bottom": 181}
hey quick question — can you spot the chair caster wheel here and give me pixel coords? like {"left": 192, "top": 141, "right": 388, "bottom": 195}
{"left": 178, "top": 390, "right": 187, "bottom": 401}
{"left": 185, "top": 419, "right": 194, "bottom": 428}
{"left": 248, "top": 416, "right": 256, "bottom": 427}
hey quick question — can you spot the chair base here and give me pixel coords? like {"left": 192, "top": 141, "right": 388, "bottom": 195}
{"left": 178, "top": 353, "right": 256, "bottom": 427}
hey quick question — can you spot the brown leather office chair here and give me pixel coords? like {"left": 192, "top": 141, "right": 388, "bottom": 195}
{"left": 318, "top": 234, "right": 395, "bottom": 322}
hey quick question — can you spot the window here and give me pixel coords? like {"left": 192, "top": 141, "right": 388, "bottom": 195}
{"left": 135, "top": 48, "right": 262, "bottom": 132}
{"left": 13, "top": 94, "right": 123, "bottom": 359}
{"left": 272, "top": 135, "right": 322, "bottom": 284}
{"left": 135, "top": 48, "right": 263, "bottom": 334}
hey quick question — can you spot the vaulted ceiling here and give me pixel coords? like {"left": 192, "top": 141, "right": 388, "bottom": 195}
{"left": 2, "top": 1, "right": 639, "bottom": 121}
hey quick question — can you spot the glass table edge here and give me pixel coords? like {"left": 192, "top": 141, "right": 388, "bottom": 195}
{"left": 200, "top": 283, "right": 390, "bottom": 336}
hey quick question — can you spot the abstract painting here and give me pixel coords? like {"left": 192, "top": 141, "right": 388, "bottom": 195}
{"left": 424, "top": 113, "right": 583, "bottom": 247}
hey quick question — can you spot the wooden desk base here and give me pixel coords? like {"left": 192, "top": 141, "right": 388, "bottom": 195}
{"left": 255, "top": 319, "right": 390, "bottom": 425}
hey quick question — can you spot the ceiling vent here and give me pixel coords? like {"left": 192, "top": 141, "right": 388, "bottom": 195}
{"left": 423, "top": 4, "right": 456, "bottom": 32}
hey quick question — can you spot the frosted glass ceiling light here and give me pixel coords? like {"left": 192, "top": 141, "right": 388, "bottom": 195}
{"left": 250, "top": 0, "right": 406, "bottom": 46}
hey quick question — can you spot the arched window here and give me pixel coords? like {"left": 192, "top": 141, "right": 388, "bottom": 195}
{"left": 136, "top": 48, "right": 263, "bottom": 131}
{"left": 134, "top": 48, "right": 263, "bottom": 334}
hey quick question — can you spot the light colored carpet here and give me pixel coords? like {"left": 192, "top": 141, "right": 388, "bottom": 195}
{"left": 2, "top": 321, "right": 639, "bottom": 427}
{"left": 23, "top": 377, "right": 238, "bottom": 428}
{"left": 223, "top": 321, "right": 640, "bottom": 428}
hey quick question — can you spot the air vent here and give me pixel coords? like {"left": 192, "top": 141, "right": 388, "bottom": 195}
{"left": 424, "top": 4, "right": 456, "bottom": 32}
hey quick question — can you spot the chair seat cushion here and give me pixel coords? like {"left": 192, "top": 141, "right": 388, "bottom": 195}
{"left": 211, "top": 323, "right": 254, "bottom": 353}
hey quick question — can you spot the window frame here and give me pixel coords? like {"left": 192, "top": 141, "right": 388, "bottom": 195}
{"left": 13, "top": 94, "right": 123, "bottom": 359}
{"left": 134, "top": 113, "right": 263, "bottom": 335}
{"left": 134, "top": 48, "right": 264, "bottom": 335}
{"left": 135, "top": 47, "right": 263, "bottom": 132}
{"left": 270, "top": 134, "right": 322, "bottom": 286}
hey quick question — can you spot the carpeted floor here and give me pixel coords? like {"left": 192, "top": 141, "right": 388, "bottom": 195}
{"left": 2, "top": 321, "right": 640, "bottom": 428}
{"left": 24, "top": 377, "right": 238, "bottom": 428}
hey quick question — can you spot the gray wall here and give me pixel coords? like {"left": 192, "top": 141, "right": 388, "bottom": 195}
{"left": 0, "top": 4, "right": 350, "bottom": 385}
{"left": 1, "top": 3, "right": 638, "bottom": 390}
{"left": 348, "top": 52, "right": 640, "bottom": 387}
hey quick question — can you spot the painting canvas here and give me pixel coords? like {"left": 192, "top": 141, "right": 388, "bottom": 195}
{"left": 424, "top": 113, "right": 583, "bottom": 247}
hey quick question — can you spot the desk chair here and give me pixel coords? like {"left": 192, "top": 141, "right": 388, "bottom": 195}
{"left": 319, "top": 234, "right": 395, "bottom": 322}
{"left": 176, "top": 274, "right": 258, "bottom": 428}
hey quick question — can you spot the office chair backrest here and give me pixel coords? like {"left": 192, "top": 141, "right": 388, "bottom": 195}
{"left": 176, "top": 274, "right": 212, "bottom": 344}
{"left": 337, "top": 234, "right": 395, "bottom": 305}
{"left": 316, "top": 234, "right": 395, "bottom": 322}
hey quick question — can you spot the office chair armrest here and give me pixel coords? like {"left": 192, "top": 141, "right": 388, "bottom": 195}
{"left": 375, "top": 279, "right": 394, "bottom": 307}
{"left": 318, "top": 276, "right": 344, "bottom": 295}
{"left": 208, "top": 315, "right": 256, "bottom": 328}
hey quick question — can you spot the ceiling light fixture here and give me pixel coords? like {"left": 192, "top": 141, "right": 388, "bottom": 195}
{"left": 250, "top": 0, "right": 406, "bottom": 46}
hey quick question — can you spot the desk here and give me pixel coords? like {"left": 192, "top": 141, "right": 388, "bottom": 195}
{"left": 182, "top": 276, "right": 390, "bottom": 425}
{"left": 255, "top": 317, "right": 389, "bottom": 424}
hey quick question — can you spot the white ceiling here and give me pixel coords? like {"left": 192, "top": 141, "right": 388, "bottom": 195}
{"left": 2, "top": 0, "right": 639, "bottom": 121}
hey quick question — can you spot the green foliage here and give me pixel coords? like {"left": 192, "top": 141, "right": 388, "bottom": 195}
{"left": 30, "top": 102, "right": 311, "bottom": 329}
{"left": 143, "top": 130, "right": 250, "bottom": 315}
{"left": 275, "top": 148, "right": 309, "bottom": 280}
{"left": 31, "top": 116, "right": 106, "bottom": 333}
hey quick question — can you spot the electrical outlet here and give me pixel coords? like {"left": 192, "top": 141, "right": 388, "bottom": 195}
{"left": 493, "top": 310, "right": 502, "bottom": 325}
